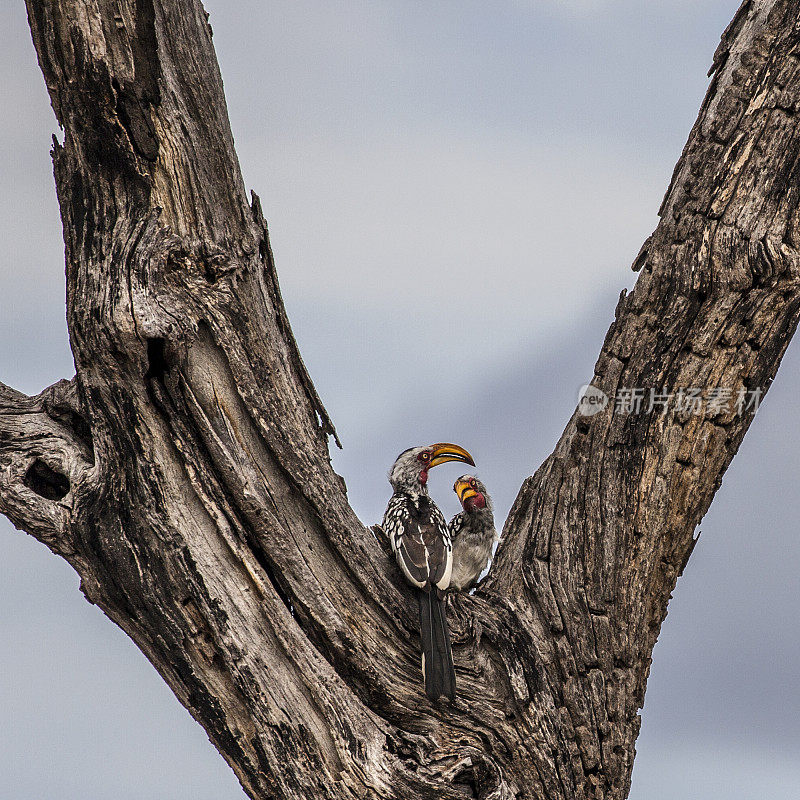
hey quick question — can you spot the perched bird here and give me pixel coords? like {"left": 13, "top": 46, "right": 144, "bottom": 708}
{"left": 382, "top": 443, "right": 475, "bottom": 701}
{"left": 449, "top": 476, "right": 498, "bottom": 592}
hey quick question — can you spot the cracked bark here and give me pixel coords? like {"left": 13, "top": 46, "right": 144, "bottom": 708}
{"left": 3, "top": 1, "right": 800, "bottom": 798}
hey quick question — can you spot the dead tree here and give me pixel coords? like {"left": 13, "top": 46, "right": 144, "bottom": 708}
{"left": 2, "top": 1, "right": 799, "bottom": 798}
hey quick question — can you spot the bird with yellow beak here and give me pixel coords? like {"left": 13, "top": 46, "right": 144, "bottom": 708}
{"left": 449, "top": 475, "right": 498, "bottom": 592}
{"left": 382, "top": 443, "right": 475, "bottom": 701}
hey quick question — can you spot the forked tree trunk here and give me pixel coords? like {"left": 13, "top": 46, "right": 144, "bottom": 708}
{"left": 2, "top": 1, "right": 800, "bottom": 798}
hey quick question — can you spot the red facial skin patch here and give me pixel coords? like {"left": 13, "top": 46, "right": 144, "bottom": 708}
{"left": 466, "top": 492, "right": 486, "bottom": 511}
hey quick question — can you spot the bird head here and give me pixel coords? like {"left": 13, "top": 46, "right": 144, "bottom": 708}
{"left": 389, "top": 443, "right": 475, "bottom": 492}
{"left": 454, "top": 475, "right": 491, "bottom": 512}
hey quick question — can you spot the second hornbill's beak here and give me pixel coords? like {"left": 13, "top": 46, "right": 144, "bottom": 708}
{"left": 428, "top": 443, "right": 475, "bottom": 469}
{"left": 454, "top": 477, "right": 478, "bottom": 504}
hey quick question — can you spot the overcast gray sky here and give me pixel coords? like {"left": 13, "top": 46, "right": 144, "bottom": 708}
{"left": 2, "top": 1, "right": 799, "bottom": 798}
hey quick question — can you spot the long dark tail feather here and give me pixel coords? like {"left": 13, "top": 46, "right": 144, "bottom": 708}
{"left": 418, "top": 591, "right": 435, "bottom": 697}
{"left": 431, "top": 590, "right": 455, "bottom": 700}
{"left": 418, "top": 590, "right": 456, "bottom": 701}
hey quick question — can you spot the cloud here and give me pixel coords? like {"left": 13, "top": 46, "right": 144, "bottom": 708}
{"left": 238, "top": 132, "right": 662, "bottom": 338}
{"left": 632, "top": 741, "right": 800, "bottom": 800}
{"left": 514, "top": 0, "right": 615, "bottom": 15}
{"left": 516, "top": 0, "right": 732, "bottom": 17}
{"left": 3, "top": 0, "right": 798, "bottom": 798}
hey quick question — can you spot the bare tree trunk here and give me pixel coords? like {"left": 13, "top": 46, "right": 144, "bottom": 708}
{"left": 2, "top": 1, "right": 799, "bottom": 798}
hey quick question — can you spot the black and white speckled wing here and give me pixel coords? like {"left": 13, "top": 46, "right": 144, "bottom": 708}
{"left": 383, "top": 494, "right": 425, "bottom": 589}
{"left": 448, "top": 511, "right": 466, "bottom": 540}
{"left": 383, "top": 493, "right": 453, "bottom": 592}
{"left": 427, "top": 501, "right": 453, "bottom": 592}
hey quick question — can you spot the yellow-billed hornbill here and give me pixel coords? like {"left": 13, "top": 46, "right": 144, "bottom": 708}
{"left": 382, "top": 443, "right": 475, "bottom": 701}
{"left": 449, "top": 476, "right": 498, "bottom": 592}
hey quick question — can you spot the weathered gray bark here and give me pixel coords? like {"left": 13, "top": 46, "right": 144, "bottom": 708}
{"left": 2, "top": 1, "right": 799, "bottom": 798}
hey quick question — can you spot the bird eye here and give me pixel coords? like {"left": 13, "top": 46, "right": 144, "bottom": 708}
{"left": 469, "top": 478, "right": 477, "bottom": 489}
{"left": 419, "top": 451, "right": 431, "bottom": 462}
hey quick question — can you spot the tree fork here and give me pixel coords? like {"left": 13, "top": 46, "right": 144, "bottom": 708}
{"left": 2, "top": 1, "right": 799, "bottom": 798}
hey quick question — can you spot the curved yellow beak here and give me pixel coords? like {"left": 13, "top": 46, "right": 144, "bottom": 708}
{"left": 454, "top": 477, "right": 479, "bottom": 504}
{"left": 427, "top": 443, "right": 475, "bottom": 469}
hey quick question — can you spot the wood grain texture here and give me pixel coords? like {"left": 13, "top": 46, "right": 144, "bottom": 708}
{"left": 2, "top": 1, "right": 799, "bottom": 798}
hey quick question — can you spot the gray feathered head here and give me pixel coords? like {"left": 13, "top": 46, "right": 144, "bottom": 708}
{"left": 454, "top": 475, "right": 493, "bottom": 513}
{"left": 388, "top": 443, "right": 475, "bottom": 492}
